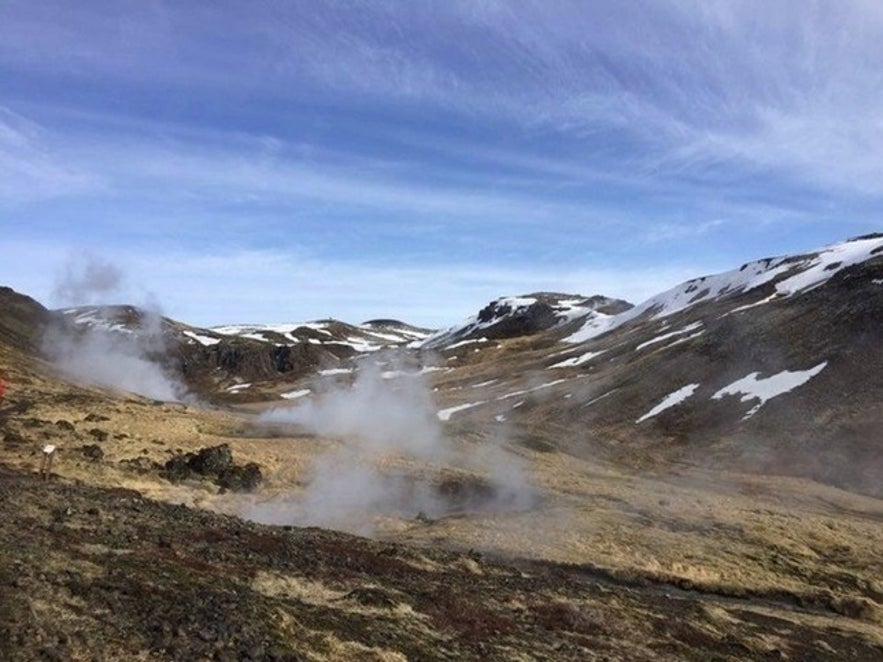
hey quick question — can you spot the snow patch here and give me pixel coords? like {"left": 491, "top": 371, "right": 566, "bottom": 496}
{"left": 636, "top": 384, "right": 700, "bottom": 423}
{"left": 280, "top": 388, "right": 311, "bottom": 400}
{"left": 446, "top": 337, "right": 489, "bottom": 350}
{"left": 497, "top": 379, "right": 568, "bottom": 401}
{"left": 471, "top": 379, "right": 498, "bottom": 388}
{"left": 581, "top": 388, "right": 618, "bottom": 409}
{"left": 773, "top": 238, "right": 883, "bottom": 296}
{"left": 437, "top": 401, "right": 486, "bottom": 421}
{"left": 550, "top": 350, "right": 604, "bottom": 368}
{"left": 183, "top": 330, "right": 221, "bottom": 346}
{"left": 712, "top": 362, "right": 828, "bottom": 419}
{"left": 636, "top": 322, "right": 703, "bottom": 351}
{"left": 318, "top": 368, "right": 354, "bottom": 376}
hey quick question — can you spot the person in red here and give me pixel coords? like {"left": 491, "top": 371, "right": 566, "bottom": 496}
{"left": 0, "top": 375, "right": 5, "bottom": 404}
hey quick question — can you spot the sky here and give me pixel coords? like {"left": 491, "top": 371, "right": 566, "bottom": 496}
{"left": 1, "top": 1, "right": 881, "bottom": 328}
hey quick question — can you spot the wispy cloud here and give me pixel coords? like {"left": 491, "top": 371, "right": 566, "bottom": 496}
{"left": 0, "top": 107, "right": 104, "bottom": 203}
{"left": 4, "top": 2, "right": 882, "bottom": 197}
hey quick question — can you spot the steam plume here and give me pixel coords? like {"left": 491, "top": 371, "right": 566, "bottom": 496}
{"left": 52, "top": 253, "right": 124, "bottom": 306}
{"left": 43, "top": 253, "right": 189, "bottom": 402}
{"left": 250, "top": 353, "right": 537, "bottom": 532}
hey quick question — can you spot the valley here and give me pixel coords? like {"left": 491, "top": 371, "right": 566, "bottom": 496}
{"left": 2, "top": 235, "right": 883, "bottom": 659}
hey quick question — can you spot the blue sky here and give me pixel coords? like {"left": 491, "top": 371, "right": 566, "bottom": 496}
{"left": 1, "top": 1, "right": 881, "bottom": 327}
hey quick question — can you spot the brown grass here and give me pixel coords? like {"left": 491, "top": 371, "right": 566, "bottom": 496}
{"left": 3, "top": 353, "right": 883, "bottom": 647}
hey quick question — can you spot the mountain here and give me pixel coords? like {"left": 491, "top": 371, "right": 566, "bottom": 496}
{"left": 417, "top": 292, "right": 632, "bottom": 350}
{"left": 53, "top": 306, "right": 432, "bottom": 400}
{"left": 427, "top": 234, "right": 883, "bottom": 495}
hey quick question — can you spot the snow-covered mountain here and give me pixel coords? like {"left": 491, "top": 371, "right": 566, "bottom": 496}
{"left": 52, "top": 307, "right": 432, "bottom": 399}
{"left": 426, "top": 233, "right": 883, "bottom": 495}
{"left": 565, "top": 233, "right": 883, "bottom": 343}
{"left": 416, "top": 292, "right": 631, "bottom": 350}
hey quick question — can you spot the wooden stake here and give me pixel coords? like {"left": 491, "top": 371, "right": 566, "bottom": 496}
{"left": 40, "top": 445, "right": 56, "bottom": 480}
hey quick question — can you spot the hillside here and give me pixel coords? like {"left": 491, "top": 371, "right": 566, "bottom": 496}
{"left": 424, "top": 234, "right": 883, "bottom": 496}
{"left": 0, "top": 286, "right": 49, "bottom": 355}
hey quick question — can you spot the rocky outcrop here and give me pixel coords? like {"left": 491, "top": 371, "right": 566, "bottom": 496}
{"left": 177, "top": 339, "right": 344, "bottom": 385}
{"left": 162, "top": 444, "right": 262, "bottom": 493}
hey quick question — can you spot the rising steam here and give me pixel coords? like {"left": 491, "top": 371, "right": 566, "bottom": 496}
{"left": 51, "top": 254, "right": 124, "bottom": 305}
{"left": 249, "top": 353, "right": 537, "bottom": 533}
{"left": 43, "top": 253, "right": 189, "bottom": 402}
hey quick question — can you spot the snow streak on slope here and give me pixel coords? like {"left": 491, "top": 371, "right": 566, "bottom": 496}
{"left": 712, "top": 362, "right": 828, "bottom": 419}
{"left": 437, "top": 401, "right": 486, "bottom": 421}
{"left": 280, "top": 389, "right": 311, "bottom": 400}
{"left": 497, "top": 379, "right": 569, "bottom": 401}
{"left": 549, "top": 350, "right": 604, "bottom": 368}
{"left": 636, "top": 384, "right": 700, "bottom": 423}
{"left": 636, "top": 323, "right": 703, "bottom": 351}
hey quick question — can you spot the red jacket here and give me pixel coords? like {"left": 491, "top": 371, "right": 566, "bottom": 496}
{"left": 0, "top": 378, "right": 5, "bottom": 401}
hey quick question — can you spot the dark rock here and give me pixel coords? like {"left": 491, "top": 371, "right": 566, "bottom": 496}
{"left": 415, "top": 511, "right": 434, "bottom": 524}
{"left": 88, "top": 429, "right": 109, "bottom": 442}
{"left": 162, "top": 444, "right": 259, "bottom": 491}
{"left": 55, "top": 420, "right": 75, "bottom": 432}
{"left": 80, "top": 444, "right": 104, "bottom": 461}
{"left": 217, "top": 463, "right": 262, "bottom": 493}
{"left": 188, "top": 444, "right": 234, "bottom": 476}
{"left": 476, "top": 300, "right": 559, "bottom": 339}
{"left": 163, "top": 454, "right": 193, "bottom": 482}
{"left": 84, "top": 413, "right": 110, "bottom": 423}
